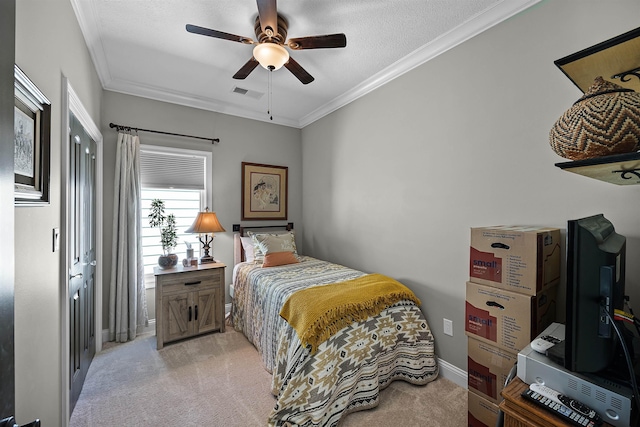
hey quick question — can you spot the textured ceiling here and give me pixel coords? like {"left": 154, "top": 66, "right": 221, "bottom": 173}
{"left": 71, "top": 0, "right": 539, "bottom": 128}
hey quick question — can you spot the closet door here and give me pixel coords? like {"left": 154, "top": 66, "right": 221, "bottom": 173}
{"left": 68, "top": 112, "right": 96, "bottom": 413}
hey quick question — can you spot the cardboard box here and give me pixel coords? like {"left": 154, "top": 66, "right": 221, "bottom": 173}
{"left": 468, "top": 337, "right": 517, "bottom": 404}
{"left": 470, "top": 226, "right": 561, "bottom": 296}
{"left": 465, "top": 281, "right": 557, "bottom": 353}
{"left": 468, "top": 390, "right": 499, "bottom": 427}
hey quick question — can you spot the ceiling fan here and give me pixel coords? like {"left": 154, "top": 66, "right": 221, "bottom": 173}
{"left": 186, "top": 0, "right": 347, "bottom": 85}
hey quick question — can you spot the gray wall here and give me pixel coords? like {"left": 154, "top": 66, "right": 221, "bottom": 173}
{"left": 301, "top": 0, "right": 640, "bottom": 371}
{"left": 101, "top": 91, "right": 303, "bottom": 323}
{"left": 14, "top": 0, "right": 103, "bottom": 426}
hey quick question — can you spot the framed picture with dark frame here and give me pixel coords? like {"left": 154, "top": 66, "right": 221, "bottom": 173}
{"left": 242, "top": 162, "right": 288, "bottom": 220}
{"left": 14, "top": 65, "right": 51, "bottom": 206}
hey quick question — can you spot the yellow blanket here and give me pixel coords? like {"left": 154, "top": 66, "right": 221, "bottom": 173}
{"left": 279, "top": 273, "right": 421, "bottom": 354}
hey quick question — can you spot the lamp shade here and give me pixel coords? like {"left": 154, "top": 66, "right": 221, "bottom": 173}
{"left": 253, "top": 43, "right": 289, "bottom": 70}
{"left": 184, "top": 208, "right": 226, "bottom": 234}
{"left": 550, "top": 76, "right": 640, "bottom": 160}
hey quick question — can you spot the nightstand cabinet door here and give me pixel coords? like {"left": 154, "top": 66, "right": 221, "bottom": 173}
{"left": 162, "top": 292, "right": 195, "bottom": 343}
{"left": 195, "top": 287, "right": 220, "bottom": 334}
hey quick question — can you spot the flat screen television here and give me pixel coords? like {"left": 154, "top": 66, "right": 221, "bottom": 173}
{"left": 565, "top": 214, "right": 626, "bottom": 373}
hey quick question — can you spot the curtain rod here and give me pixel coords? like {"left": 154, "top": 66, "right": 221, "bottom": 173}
{"left": 109, "top": 122, "right": 220, "bottom": 145}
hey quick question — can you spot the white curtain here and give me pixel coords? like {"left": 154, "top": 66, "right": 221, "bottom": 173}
{"left": 109, "top": 132, "right": 148, "bottom": 342}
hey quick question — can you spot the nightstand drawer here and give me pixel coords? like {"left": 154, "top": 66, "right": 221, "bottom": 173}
{"left": 158, "top": 269, "right": 222, "bottom": 294}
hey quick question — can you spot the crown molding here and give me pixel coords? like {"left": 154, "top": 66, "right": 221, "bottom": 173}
{"left": 105, "top": 78, "right": 300, "bottom": 128}
{"left": 299, "top": 0, "right": 542, "bottom": 127}
{"left": 70, "top": 0, "right": 113, "bottom": 88}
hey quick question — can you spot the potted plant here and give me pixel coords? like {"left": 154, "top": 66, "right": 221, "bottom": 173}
{"left": 148, "top": 198, "right": 179, "bottom": 269}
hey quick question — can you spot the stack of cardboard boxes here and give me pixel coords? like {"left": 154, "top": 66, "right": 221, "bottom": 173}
{"left": 466, "top": 226, "right": 561, "bottom": 427}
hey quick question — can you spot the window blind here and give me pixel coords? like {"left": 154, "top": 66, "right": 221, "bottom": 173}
{"left": 141, "top": 188, "right": 202, "bottom": 280}
{"left": 139, "top": 149, "right": 205, "bottom": 190}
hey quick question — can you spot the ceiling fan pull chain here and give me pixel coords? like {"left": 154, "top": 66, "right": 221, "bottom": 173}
{"left": 268, "top": 65, "right": 274, "bottom": 120}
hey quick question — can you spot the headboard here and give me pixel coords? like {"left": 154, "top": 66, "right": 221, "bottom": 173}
{"left": 233, "top": 223, "right": 294, "bottom": 266}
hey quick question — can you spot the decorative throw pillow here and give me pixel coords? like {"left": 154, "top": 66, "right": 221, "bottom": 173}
{"left": 249, "top": 231, "right": 298, "bottom": 263}
{"left": 247, "top": 231, "right": 270, "bottom": 262}
{"left": 240, "top": 236, "right": 255, "bottom": 262}
{"left": 262, "top": 251, "right": 300, "bottom": 267}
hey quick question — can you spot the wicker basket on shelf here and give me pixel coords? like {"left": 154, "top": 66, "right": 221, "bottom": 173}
{"left": 549, "top": 76, "right": 640, "bottom": 160}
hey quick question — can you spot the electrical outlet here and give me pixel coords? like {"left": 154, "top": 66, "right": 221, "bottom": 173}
{"left": 443, "top": 318, "right": 453, "bottom": 336}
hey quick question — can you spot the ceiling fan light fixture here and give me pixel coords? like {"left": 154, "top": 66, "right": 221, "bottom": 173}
{"left": 253, "top": 43, "right": 289, "bottom": 70}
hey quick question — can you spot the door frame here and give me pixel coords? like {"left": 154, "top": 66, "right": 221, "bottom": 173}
{"left": 0, "top": 0, "right": 15, "bottom": 419}
{"left": 60, "top": 76, "right": 103, "bottom": 426}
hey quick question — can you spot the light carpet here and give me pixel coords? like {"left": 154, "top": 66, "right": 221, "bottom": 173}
{"left": 70, "top": 329, "right": 467, "bottom": 426}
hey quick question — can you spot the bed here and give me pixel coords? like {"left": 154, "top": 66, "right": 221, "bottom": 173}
{"left": 231, "top": 225, "right": 439, "bottom": 426}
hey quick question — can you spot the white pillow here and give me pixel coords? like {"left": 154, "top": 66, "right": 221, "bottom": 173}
{"left": 240, "top": 236, "right": 255, "bottom": 262}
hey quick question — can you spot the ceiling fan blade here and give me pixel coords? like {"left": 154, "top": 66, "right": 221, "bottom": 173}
{"left": 287, "top": 33, "right": 347, "bottom": 50}
{"left": 186, "top": 24, "right": 253, "bottom": 44}
{"left": 256, "top": 0, "right": 278, "bottom": 36}
{"left": 233, "top": 57, "right": 260, "bottom": 80}
{"left": 284, "top": 57, "right": 314, "bottom": 85}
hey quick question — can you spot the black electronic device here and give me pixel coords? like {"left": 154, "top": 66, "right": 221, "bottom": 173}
{"left": 518, "top": 323, "right": 637, "bottom": 427}
{"left": 522, "top": 386, "right": 602, "bottom": 427}
{"left": 565, "top": 214, "right": 626, "bottom": 373}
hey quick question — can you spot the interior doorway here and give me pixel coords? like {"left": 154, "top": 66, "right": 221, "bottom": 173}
{"left": 61, "top": 78, "right": 103, "bottom": 422}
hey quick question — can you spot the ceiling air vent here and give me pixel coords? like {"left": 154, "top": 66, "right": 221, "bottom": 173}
{"left": 231, "top": 86, "right": 264, "bottom": 100}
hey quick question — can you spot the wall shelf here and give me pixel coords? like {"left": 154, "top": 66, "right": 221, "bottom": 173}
{"left": 554, "top": 26, "right": 640, "bottom": 94}
{"left": 553, "top": 26, "right": 640, "bottom": 185}
{"left": 555, "top": 152, "right": 640, "bottom": 185}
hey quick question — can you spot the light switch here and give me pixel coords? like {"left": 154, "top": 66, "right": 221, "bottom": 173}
{"left": 443, "top": 318, "right": 453, "bottom": 336}
{"left": 53, "top": 227, "right": 60, "bottom": 252}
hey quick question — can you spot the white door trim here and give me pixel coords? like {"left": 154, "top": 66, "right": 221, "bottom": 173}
{"left": 60, "top": 76, "right": 103, "bottom": 426}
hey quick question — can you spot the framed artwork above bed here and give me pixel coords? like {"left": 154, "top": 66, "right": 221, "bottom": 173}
{"left": 242, "top": 162, "right": 288, "bottom": 220}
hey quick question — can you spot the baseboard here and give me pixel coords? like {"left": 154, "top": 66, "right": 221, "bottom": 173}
{"left": 102, "top": 319, "right": 156, "bottom": 343}
{"left": 142, "top": 319, "right": 156, "bottom": 335}
{"left": 437, "top": 357, "right": 468, "bottom": 389}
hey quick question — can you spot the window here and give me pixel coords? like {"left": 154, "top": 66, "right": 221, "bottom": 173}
{"left": 139, "top": 145, "right": 212, "bottom": 288}
{"left": 141, "top": 188, "right": 201, "bottom": 278}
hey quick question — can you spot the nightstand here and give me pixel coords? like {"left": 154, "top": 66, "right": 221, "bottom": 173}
{"left": 154, "top": 262, "right": 225, "bottom": 349}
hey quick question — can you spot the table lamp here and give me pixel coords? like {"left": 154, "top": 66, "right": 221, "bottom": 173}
{"left": 185, "top": 208, "right": 225, "bottom": 263}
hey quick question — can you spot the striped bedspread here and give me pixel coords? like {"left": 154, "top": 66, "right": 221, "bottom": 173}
{"left": 232, "top": 256, "right": 438, "bottom": 426}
